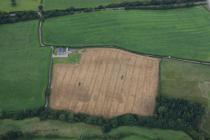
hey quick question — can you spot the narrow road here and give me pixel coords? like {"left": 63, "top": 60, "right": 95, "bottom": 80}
{"left": 37, "top": 10, "right": 54, "bottom": 108}
{"left": 44, "top": 46, "right": 54, "bottom": 108}
{"left": 39, "top": 20, "right": 45, "bottom": 47}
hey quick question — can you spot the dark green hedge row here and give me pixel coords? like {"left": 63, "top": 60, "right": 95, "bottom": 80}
{"left": 124, "top": 3, "right": 196, "bottom": 10}
{"left": 0, "top": 130, "right": 71, "bottom": 140}
{"left": 38, "top": 97, "right": 205, "bottom": 130}
{"left": 42, "top": 1, "right": 203, "bottom": 19}
{"left": 42, "top": 7, "right": 88, "bottom": 19}
{"left": 0, "top": 96, "right": 207, "bottom": 139}
{"left": 0, "top": 131, "right": 24, "bottom": 140}
{"left": 0, "top": 107, "right": 45, "bottom": 120}
{"left": 0, "top": 7, "right": 99, "bottom": 24}
{"left": 156, "top": 97, "right": 205, "bottom": 129}
{"left": 0, "top": 0, "right": 205, "bottom": 24}
{"left": 0, "top": 11, "right": 39, "bottom": 24}
{"left": 105, "top": 0, "right": 205, "bottom": 8}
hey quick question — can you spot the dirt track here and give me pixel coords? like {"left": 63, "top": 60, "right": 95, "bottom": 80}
{"left": 50, "top": 48, "right": 160, "bottom": 118}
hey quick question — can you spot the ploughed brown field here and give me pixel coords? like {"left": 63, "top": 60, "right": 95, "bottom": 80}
{"left": 50, "top": 48, "right": 160, "bottom": 118}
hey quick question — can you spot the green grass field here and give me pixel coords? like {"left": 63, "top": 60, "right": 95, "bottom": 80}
{"left": 0, "top": 118, "right": 102, "bottom": 139}
{"left": 43, "top": 0, "right": 147, "bottom": 10}
{"left": 109, "top": 126, "right": 192, "bottom": 140}
{"left": 0, "top": 118, "right": 192, "bottom": 140}
{"left": 160, "top": 59, "right": 210, "bottom": 105}
{"left": 160, "top": 59, "right": 210, "bottom": 135}
{"left": 0, "top": 21, "right": 51, "bottom": 111}
{"left": 0, "top": 0, "right": 41, "bottom": 12}
{"left": 43, "top": 6, "right": 210, "bottom": 62}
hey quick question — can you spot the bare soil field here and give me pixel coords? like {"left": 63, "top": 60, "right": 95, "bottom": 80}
{"left": 50, "top": 48, "right": 160, "bottom": 117}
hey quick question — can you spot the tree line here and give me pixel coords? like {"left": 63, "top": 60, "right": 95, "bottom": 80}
{"left": 0, "top": 11, "right": 38, "bottom": 24}
{"left": 0, "top": 96, "right": 208, "bottom": 140}
{"left": 0, "top": 0, "right": 206, "bottom": 25}
{"left": 105, "top": 0, "right": 205, "bottom": 8}
{"left": 42, "top": 0, "right": 205, "bottom": 19}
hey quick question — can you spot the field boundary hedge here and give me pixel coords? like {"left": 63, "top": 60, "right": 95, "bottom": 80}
{"left": 41, "top": 2, "right": 206, "bottom": 19}
{"left": 41, "top": 40, "right": 210, "bottom": 66}
{"left": 0, "top": 96, "right": 207, "bottom": 140}
{"left": 0, "top": 1, "right": 206, "bottom": 24}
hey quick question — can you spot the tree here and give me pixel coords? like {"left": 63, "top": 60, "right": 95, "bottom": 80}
{"left": 67, "top": 112, "right": 75, "bottom": 122}
{"left": 38, "top": 5, "right": 43, "bottom": 12}
{"left": 58, "top": 113, "right": 67, "bottom": 121}
{"left": 118, "top": 114, "right": 137, "bottom": 125}
{"left": 11, "top": 0, "right": 17, "bottom": 7}
{"left": 110, "top": 118, "right": 119, "bottom": 128}
{"left": 1, "top": 131, "right": 23, "bottom": 139}
{"left": 85, "top": 116, "right": 98, "bottom": 124}
{"left": 102, "top": 123, "right": 112, "bottom": 133}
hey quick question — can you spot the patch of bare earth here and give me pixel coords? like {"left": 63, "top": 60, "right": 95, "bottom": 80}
{"left": 50, "top": 48, "right": 160, "bottom": 118}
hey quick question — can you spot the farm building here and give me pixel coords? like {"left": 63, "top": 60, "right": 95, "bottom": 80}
{"left": 53, "top": 47, "right": 75, "bottom": 58}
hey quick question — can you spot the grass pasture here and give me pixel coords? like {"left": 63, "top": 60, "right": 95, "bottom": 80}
{"left": 0, "top": 0, "right": 41, "bottom": 12}
{"left": 43, "top": 0, "right": 147, "bottom": 10}
{"left": 0, "top": 21, "right": 50, "bottom": 111}
{"left": 50, "top": 48, "right": 159, "bottom": 117}
{"left": 160, "top": 59, "right": 210, "bottom": 105}
{"left": 109, "top": 126, "right": 192, "bottom": 140}
{"left": 160, "top": 59, "right": 210, "bottom": 135}
{"left": 0, "top": 118, "right": 192, "bottom": 140}
{"left": 43, "top": 6, "right": 210, "bottom": 62}
{"left": 0, "top": 118, "right": 102, "bottom": 139}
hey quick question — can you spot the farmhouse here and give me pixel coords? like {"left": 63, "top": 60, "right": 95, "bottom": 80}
{"left": 53, "top": 47, "right": 75, "bottom": 58}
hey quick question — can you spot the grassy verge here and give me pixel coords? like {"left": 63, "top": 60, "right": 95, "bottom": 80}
{"left": 0, "top": 118, "right": 102, "bottom": 139}
{"left": 43, "top": 6, "right": 210, "bottom": 62}
{"left": 0, "top": 21, "right": 51, "bottom": 111}
{"left": 0, "top": 118, "right": 193, "bottom": 140}
{"left": 43, "top": 0, "right": 148, "bottom": 10}
{"left": 160, "top": 59, "right": 210, "bottom": 135}
{"left": 0, "top": 0, "right": 41, "bottom": 12}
